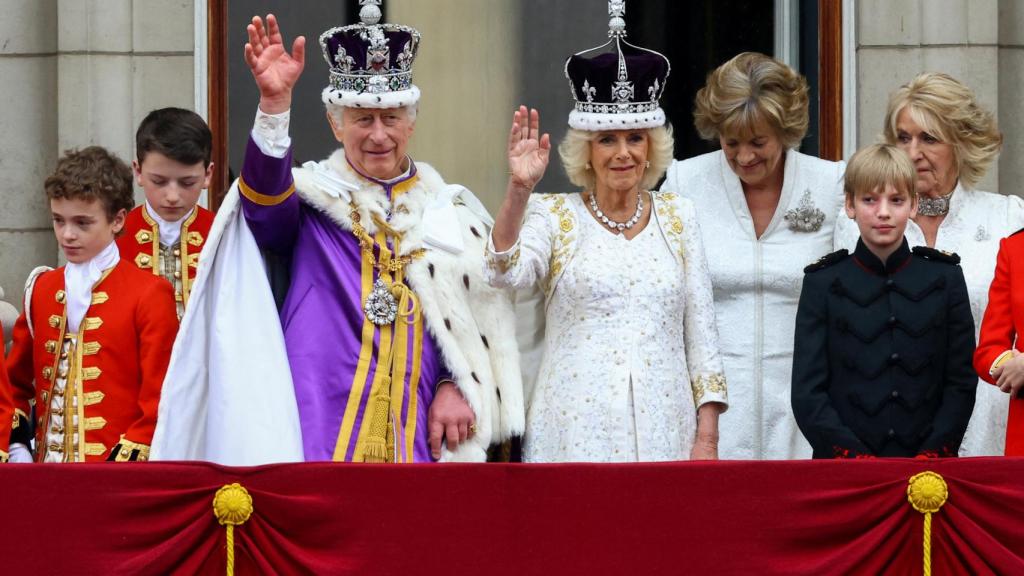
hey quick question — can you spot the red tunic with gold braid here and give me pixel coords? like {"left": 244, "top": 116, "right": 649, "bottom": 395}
{"left": 5, "top": 260, "right": 178, "bottom": 462}
{"left": 116, "top": 204, "right": 214, "bottom": 318}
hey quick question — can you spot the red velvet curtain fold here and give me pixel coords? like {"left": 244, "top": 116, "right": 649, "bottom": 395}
{"left": 4, "top": 459, "right": 1024, "bottom": 575}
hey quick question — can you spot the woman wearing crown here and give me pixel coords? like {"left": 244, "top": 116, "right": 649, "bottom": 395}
{"left": 485, "top": 4, "right": 727, "bottom": 462}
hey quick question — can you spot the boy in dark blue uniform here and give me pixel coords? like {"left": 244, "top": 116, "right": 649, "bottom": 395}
{"left": 792, "top": 144, "right": 976, "bottom": 458}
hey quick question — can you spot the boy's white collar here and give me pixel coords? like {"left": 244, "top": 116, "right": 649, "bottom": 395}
{"left": 64, "top": 241, "right": 119, "bottom": 333}
{"left": 145, "top": 201, "right": 196, "bottom": 245}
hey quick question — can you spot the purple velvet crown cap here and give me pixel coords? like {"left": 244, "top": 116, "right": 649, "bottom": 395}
{"left": 566, "top": 46, "right": 669, "bottom": 108}
{"left": 564, "top": 0, "right": 671, "bottom": 131}
{"left": 318, "top": 0, "right": 422, "bottom": 109}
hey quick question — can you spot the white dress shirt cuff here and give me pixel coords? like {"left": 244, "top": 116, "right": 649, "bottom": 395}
{"left": 251, "top": 108, "right": 292, "bottom": 159}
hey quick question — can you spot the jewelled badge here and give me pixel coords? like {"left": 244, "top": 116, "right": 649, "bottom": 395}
{"left": 784, "top": 190, "right": 826, "bottom": 233}
{"left": 364, "top": 278, "right": 398, "bottom": 325}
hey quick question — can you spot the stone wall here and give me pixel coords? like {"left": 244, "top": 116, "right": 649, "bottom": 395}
{"left": 0, "top": 0, "right": 196, "bottom": 310}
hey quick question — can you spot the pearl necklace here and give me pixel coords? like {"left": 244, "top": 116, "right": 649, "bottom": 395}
{"left": 588, "top": 191, "right": 644, "bottom": 232}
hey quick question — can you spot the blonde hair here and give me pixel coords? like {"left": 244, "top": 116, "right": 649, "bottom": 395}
{"left": 558, "top": 125, "right": 674, "bottom": 191}
{"left": 693, "top": 52, "right": 809, "bottom": 148}
{"left": 883, "top": 72, "right": 1001, "bottom": 189}
{"left": 844, "top": 143, "right": 915, "bottom": 203}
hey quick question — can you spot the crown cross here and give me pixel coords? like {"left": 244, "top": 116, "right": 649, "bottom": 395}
{"left": 608, "top": 0, "right": 627, "bottom": 38}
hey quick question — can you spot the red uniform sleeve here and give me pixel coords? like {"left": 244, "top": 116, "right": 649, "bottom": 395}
{"left": 6, "top": 308, "right": 35, "bottom": 420}
{"left": 974, "top": 237, "right": 1016, "bottom": 385}
{"left": 121, "top": 278, "right": 178, "bottom": 448}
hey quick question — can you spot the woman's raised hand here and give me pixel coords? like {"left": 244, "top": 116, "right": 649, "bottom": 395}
{"left": 507, "top": 106, "right": 551, "bottom": 195}
{"left": 245, "top": 14, "right": 306, "bottom": 115}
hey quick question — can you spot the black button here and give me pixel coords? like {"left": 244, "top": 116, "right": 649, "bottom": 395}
{"left": 890, "top": 353, "right": 900, "bottom": 364}
{"left": 888, "top": 316, "right": 897, "bottom": 327}
{"left": 891, "top": 390, "right": 900, "bottom": 399}
{"left": 888, "top": 429, "right": 896, "bottom": 438}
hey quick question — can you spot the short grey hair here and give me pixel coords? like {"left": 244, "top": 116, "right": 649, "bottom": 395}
{"left": 558, "top": 125, "right": 674, "bottom": 191}
{"left": 326, "top": 102, "right": 419, "bottom": 128}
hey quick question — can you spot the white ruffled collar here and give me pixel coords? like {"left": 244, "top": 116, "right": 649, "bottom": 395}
{"left": 64, "top": 241, "right": 119, "bottom": 333}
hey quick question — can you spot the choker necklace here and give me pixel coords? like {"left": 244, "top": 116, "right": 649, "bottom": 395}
{"left": 917, "top": 190, "right": 954, "bottom": 217}
{"left": 588, "top": 191, "right": 644, "bottom": 232}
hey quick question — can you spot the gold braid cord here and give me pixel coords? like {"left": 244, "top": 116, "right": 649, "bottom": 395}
{"left": 351, "top": 207, "right": 423, "bottom": 463}
{"left": 907, "top": 471, "right": 948, "bottom": 576}
{"left": 213, "top": 483, "right": 254, "bottom": 576}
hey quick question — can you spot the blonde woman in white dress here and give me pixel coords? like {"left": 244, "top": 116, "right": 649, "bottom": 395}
{"left": 835, "top": 72, "right": 1024, "bottom": 456}
{"left": 484, "top": 13, "right": 727, "bottom": 463}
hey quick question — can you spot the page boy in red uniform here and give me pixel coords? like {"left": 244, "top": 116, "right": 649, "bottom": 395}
{"left": 6, "top": 146, "right": 178, "bottom": 462}
{"left": 117, "top": 108, "right": 214, "bottom": 319}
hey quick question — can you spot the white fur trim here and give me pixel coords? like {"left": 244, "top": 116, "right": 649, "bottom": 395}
{"left": 568, "top": 107, "right": 666, "bottom": 131}
{"left": 321, "top": 85, "right": 421, "bottom": 109}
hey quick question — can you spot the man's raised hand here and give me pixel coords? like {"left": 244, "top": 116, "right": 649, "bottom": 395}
{"left": 244, "top": 14, "right": 306, "bottom": 115}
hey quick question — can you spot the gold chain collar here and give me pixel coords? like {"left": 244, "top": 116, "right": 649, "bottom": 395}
{"left": 349, "top": 205, "right": 425, "bottom": 273}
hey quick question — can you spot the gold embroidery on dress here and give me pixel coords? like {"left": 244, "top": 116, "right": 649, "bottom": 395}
{"left": 543, "top": 194, "right": 576, "bottom": 299}
{"left": 654, "top": 191, "right": 686, "bottom": 260}
{"left": 692, "top": 373, "right": 727, "bottom": 405}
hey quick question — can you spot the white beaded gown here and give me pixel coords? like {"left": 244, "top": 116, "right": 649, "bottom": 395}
{"left": 485, "top": 191, "right": 728, "bottom": 462}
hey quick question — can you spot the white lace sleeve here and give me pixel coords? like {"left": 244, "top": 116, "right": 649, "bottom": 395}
{"left": 679, "top": 201, "right": 728, "bottom": 410}
{"left": 484, "top": 196, "right": 553, "bottom": 290}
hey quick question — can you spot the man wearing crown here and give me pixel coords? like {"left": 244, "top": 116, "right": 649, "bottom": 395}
{"left": 151, "top": 5, "right": 523, "bottom": 464}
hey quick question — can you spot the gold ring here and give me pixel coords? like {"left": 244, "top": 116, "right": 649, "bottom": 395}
{"left": 469, "top": 423, "right": 478, "bottom": 434}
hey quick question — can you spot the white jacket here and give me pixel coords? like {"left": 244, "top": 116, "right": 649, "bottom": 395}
{"left": 662, "top": 149, "right": 845, "bottom": 459}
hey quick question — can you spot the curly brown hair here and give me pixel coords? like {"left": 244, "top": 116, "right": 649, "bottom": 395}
{"left": 45, "top": 146, "right": 135, "bottom": 220}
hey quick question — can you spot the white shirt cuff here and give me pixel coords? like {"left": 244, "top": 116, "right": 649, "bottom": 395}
{"left": 251, "top": 108, "right": 292, "bottom": 159}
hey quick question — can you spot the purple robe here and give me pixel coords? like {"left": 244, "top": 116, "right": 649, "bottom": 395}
{"left": 239, "top": 137, "right": 448, "bottom": 462}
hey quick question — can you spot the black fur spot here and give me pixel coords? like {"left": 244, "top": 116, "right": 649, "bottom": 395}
{"left": 471, "top": 372, "right": 480, "bottom": 384}
{"left": 428, "top": 263, "right": 435, "bottom": 278}
{"left": 496, "top": 388, "right": 502, "bottom": 402}
{"left": 463, "top": 274, "right": 470, "bottom": 290}
{"left": 444, "top": 318, "right": 452, "bottom": 330}
{"left": 470, "top": 226, "right": 481, "bottom": 239}
{"left": 480, "top": 334, "right": 489, "bottom": 349}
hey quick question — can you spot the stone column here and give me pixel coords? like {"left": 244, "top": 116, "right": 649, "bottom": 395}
{"left": 58, "top": 0, "right": 196, "bottom": 208}
{"left": 391, "top": 0, "right": 520, "bottom": 213}
{"left": 856, "top": 0, "right": 1001, "bottom": 192}
{"left": 0, "top": 0, "right": 59, "bottom": 310}
{"left": 998, "top": 0, "right": 1024, "bottom": 195}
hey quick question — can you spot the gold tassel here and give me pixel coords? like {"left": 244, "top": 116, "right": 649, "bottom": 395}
{"left": 907, "top": 471, "right": 948, "bottom": 576}
{"left": 213, "top": 483, "right": 253, "bottom": 576}
{"left": 363, "top": 381, "right": 394, "bottom": 463}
